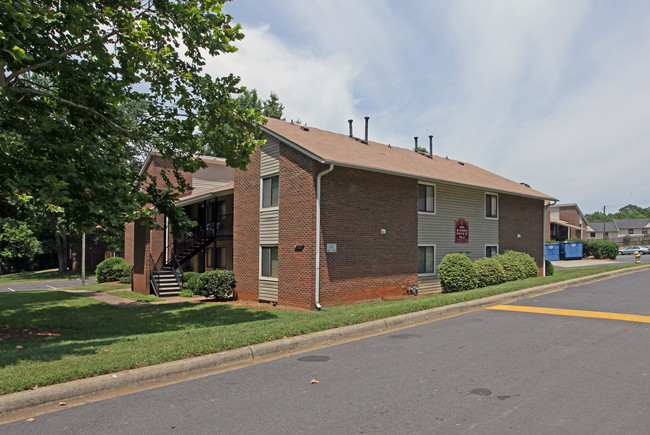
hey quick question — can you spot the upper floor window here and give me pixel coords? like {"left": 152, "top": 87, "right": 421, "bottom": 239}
{"left": 485, "top": 193, "right": 498, "bottom": 219}
{"left": 262, "top": 175, "right": 279, "bottom": 208}
{"left": 418, "top": 184, "right": 435, "bottom": 213}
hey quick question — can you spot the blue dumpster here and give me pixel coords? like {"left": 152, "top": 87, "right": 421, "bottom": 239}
{"left": 560, "top": 242, "right": 583, "bottom": 260}
{"left": 545, "top": 243, "right": 560, "bottom": 261}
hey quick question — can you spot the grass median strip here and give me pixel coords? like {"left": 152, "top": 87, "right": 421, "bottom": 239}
{"left": 0, "top": 264, "right": 641, "bottom": 395}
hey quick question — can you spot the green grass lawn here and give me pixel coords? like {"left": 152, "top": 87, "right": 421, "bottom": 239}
{"left": 0, "top": 264, "right": 640, "bottom": 395}
{"left": 0, "top": 268, "right": 96, "bottom": 284}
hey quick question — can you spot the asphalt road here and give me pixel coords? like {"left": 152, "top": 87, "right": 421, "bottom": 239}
{"left": 2, "top": 270, "right": 650, "bottom": 434}
{"left": 0, "top": 278, "right": 97, "bottom": 293}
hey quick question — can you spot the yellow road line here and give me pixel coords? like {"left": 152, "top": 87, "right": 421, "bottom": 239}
{"left": 487, "top": 305, "right": 650, "bottom": 324}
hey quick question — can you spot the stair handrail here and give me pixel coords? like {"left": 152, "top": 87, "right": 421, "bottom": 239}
{"left": 149, "top": 253, "right": 160, "bottom": 297}
{"left": 168, "top": 251, "right": 184, "bottom": 290}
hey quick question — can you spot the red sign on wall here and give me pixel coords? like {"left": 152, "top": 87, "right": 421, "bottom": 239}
{"left": 455, "top": 218, "right": 469, "bottom": 243}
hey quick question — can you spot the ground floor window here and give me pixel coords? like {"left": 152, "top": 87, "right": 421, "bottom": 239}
{"left": 205, "top": 246, "right": 226, "bottom": 269}
{"left": 261, "top": 246, "right": 278, "bottom": 278}
{"left": 643, "top": 229, "right": 648, "bottom": 235}
{"left": 628, "top": 229, "right": 634, "bottom": 235}
{"left": 418, "top": 245, "right": 435, "bottom": 274}
{"left": 485, "top": 245, "right": 498, "bottom": 258}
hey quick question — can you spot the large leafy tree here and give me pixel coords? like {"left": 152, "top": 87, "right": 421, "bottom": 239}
{"left": 1, "top": 1, "right": 264, "bottom": 271}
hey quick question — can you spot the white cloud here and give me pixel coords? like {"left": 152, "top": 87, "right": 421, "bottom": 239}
{"left": 204, "top": 24, "right": 360, "bottom": 132}
{"left": 210, "top": 0, "right": 650, "bottom": 213}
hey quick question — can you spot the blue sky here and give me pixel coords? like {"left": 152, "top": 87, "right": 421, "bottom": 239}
{"left": 206, "top": 0, "right": 650, "bottom": 216}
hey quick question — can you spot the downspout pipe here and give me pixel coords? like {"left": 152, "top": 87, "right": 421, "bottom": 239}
{"left": 315, "top": 164, "right": 334, "bottom": 310}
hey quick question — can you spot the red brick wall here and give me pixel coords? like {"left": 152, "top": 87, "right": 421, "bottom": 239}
{"left": 233, "top": 143, "right": 419, "bottom": 309}
{"left": 277, "top": 146, "right": 318, "bottom": 308}
{"left": 124, "top": 222, "right": 134, "bottom": 265}
{"left": 318, "top": 166, "right": 418, "bottom": 306}
{"left": 499, "top": 194, "right": 545, "bottom": 275}
{"left": 233, "top": 148, "right": 261, "bottom": 302}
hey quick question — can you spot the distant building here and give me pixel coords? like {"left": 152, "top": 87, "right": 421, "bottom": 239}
{"left": 546, "top": 203, "right": 589, "bottom": 241}
{"left": 587, "top": 218, "right": 650, "bottom": 242}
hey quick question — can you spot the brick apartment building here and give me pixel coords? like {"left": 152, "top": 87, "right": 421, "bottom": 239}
{"left": 126, "top": 118, "right": 556, "bottom": 309}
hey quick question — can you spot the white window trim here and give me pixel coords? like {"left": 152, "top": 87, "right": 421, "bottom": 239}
{"left": 260, "top": 174, "right": 279, "bottom": 211}
{"left": 259, "top": 245, "right": 279, "bottom": 281}
{"left": 418, "top": 244, "right": 436, "bottom": 276}
{"left": 484, "top": 244, "right": 499, "bottom": 258}
{"left": 485, "top": 192, "right": 499, "bottom": 220}
{"left": 418, "top": 181, "right": 436, "bottom": 215}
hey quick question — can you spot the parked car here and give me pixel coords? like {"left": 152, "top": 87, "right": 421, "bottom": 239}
{"left": 618, "top": 246, "right": 650, "bottom": 255}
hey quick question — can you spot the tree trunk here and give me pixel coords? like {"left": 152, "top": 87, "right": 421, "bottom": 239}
{"left": 54, "top": 231, "right": 69, "bottom": 273}
{"left": 48, "top": 213, "right": 70, "bottom": 273}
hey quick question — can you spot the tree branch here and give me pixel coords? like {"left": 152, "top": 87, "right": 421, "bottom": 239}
{"left": 15, "top": 87, "right": 135, "bottom": 137}
{"left": 4, "top": 31, "right": 118, "bottom": 86}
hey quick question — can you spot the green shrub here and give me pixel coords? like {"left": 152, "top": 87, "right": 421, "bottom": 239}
{"left": 584, "top": 240, "right": 618, "bottom": 259}
{"left": 439, "top": 253, "right": 478, "bottom": 293}
{"left": 118, "top": 264, "right": 133, "bottom": 284}
{"left": 545, "top": 260, "right": 554, "bottom": 276}
{"left": 495, "top": 250, "right": 538, "bottom": 282}
{"left": 194, "top": 270, "right": 236, "bottom": 299}
{"left": 179, "top": 288, "right": 195, "bottom": 297}
{"left": 96, "top": 257, "right": 127, "bottom": 283}
{"left": 473, "top": 257, "right": 506, "bottom": 288}
{"left": 183, "top": 272, "right": 201, "bottom": 292}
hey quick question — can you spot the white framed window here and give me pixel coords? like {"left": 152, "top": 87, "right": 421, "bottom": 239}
{"left": 260, "top": 246, "right": 278, "bottom": 279}
{"left": 485, "top": 245, "right": 498, "bottom": 258}
{"left": 418, "top": 245, "right": 435, "bottom": 275}
{"left": 261, "top": 175, "right": 279, "bottom": 208}
{"left": 418, "top": 183, "right": 435, "bottom": 213}
{"left": 485, "top": 193, "right": 498, "bottom": 219}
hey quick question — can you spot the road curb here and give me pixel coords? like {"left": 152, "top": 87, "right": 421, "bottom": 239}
{"left": 2, "top": 264, "right": 649, "bottom": 416}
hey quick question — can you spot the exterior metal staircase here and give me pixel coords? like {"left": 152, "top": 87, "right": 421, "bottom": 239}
{"left": 151, "top": 268, "right": 182, "bottom": 297}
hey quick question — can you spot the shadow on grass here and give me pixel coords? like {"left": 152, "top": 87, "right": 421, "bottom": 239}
{"left": 0, "top": 291, "right": 277, "bottom": 367}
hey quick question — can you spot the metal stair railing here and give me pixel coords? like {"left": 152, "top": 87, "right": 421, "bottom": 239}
{"left": 149, "top": 253, "right": 160, "bottom": 297}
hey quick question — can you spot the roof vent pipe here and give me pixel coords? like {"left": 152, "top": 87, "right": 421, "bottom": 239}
{"left": 364, "top": 116, "right": 369, "bottom": 143}
{"left": 348, "top": 119, "right": 353, "bottom": 138}
{"left": 429, "top": 135, "right": 433, "bottom": 157}
{"left": 414, "top": 136, "right": 418, "bottom": 151}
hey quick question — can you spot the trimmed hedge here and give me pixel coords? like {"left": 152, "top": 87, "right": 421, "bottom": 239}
{"left": 118, "top": 264, "right": 133, "bottom": 284}
{"left": 583, "top": 240, "right": 618, "bottom": 259}
{"left": 96, "top": 257, "right": 130, "bottom": 283}
{"left": 439, "top": 253, "right": 478, "bottom": 293}
{"left": 182, "top": 271, "right": 200, "bottom": 293}
{"left": 473, "top": 257, "right": 506, "bottom": 288}
{"left": 194, "top": 270, "right": 236, "bottom": 299}
{"left": 494, "top": 250, "right": 538, "bottom": 281}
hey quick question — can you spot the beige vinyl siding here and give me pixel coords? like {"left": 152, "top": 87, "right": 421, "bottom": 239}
{"left": 259, "top": 279, "right": 279, "bottom": 302}
{"left": 417, "top": 276, "right": 442, "bottom": 294}
{"left": 260, "top": 209, "right": 279, "bottom": 244}
{"left": 260, "top": 138, "right": 280, "bottom": 177}
{"left": 418, "top": 182, "right": 499, "bottom": 272}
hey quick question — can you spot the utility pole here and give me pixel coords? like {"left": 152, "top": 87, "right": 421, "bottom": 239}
{"left": 81, "top": 232, "right": 86, "bottom": 285}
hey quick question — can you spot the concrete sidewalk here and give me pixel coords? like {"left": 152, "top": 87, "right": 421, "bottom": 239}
{"left": 2, "top": 264, "right": 650, "bottom": 419}
{"left": 62, "top": 289, "right": 197, "bottom": 307}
